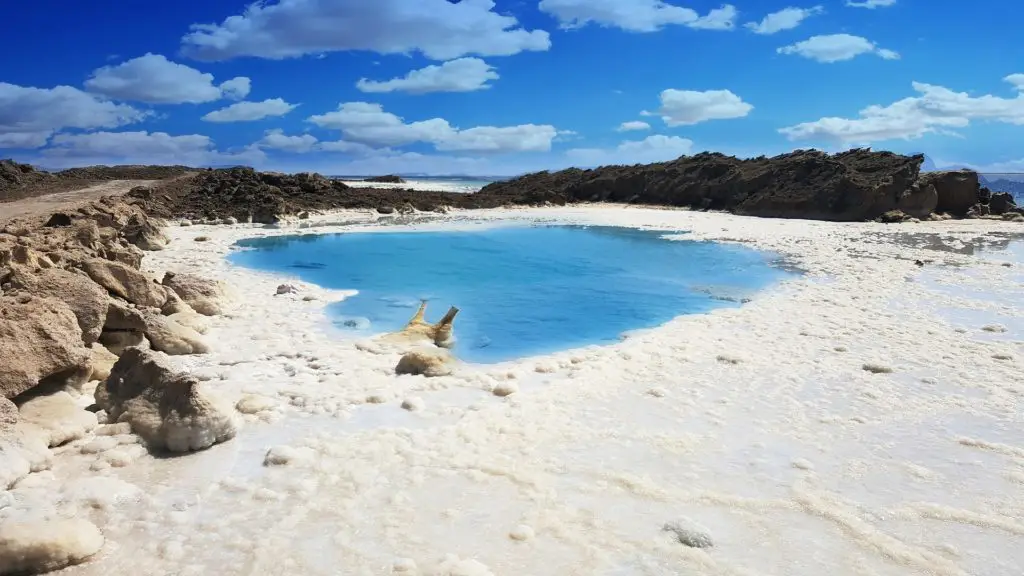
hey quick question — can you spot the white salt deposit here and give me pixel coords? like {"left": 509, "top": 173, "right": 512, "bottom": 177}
{"left": 2, "top": 206, "right": 1022, "bottom": 575}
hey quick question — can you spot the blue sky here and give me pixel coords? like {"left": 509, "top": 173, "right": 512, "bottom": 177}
{"left": 1, "top": 0, "right": 1021, "bottom": 176}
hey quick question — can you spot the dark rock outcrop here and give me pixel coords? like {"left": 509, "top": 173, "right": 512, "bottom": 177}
{"left": 989, "top": 192, "right": 1019, "bottom": 215}
{"left": 920, "top": 170, "right": 981, "bottom": 216}
{"left": 364, "top": 175, "right": 406, "bottom": 184}
{"left": 478, "top": 149, "right": 929, "bottom": 221}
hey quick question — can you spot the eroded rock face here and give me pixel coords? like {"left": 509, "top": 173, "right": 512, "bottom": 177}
{"left": 161, "top": 272, "right": 229, "bottom": 316}
{"left": 82, "top": 258, "right": 169, "bottom": 309}
{"left": 8, "top": 268, "right": 109, "bottom": 345}
{"left": 99, "top": 348, "right": 238, "bottom": 452}
{"left": 0, "top": 518, "right": 105, "bottom": 575}
{"left": 921, "top": 170, "right": 981, "bottom": 216}
{"left": 121, "top": 213, "right": 169, "bottom": 251}
{"left": 0, "top": 296, "right": 91, "bottom": 399}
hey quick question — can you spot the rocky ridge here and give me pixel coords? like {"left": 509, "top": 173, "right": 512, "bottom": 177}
{"left": 1, "top": 158, "right": 190, "bottom": 203}
{"left": 111, "top": 150, "right": 1022, "bottom": 225}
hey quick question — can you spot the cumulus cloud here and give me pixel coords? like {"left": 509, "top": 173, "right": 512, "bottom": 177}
{"left": 778, "top": 34, "right": 899, "bottom": 63}
{"left": 643, "top": 89, "right": 753, "bottom": 126}
{"left": 202, "top": 99, "right": 298, "bottom": 123}
{"left": 846, "top": 0, "right": 896, "bottom": 8}
{"left": 744, "top": 6, "right": 823, "bottom": 35}
{"left": 256, "top": 129, "right": 319, "bottom": 153}
{"left": 307, "top": 102, "right": 558, "bottom": 152}
{"left": 356, "top": 58, "right": 498, "bottom": 94}
{"left": 779, "top": 74, "right": 1024, "bottom": 144}
{"left": 32, "top": 130, "right": 262, "bottom": 169}
{"left": 84, "top": 53, "right": 250, "bottom": 104}
{"left": 566, "top": 135, "right": 695, "bottom": 166}
{"left": 539, "top": 0, "right": 737, "bottom": 32}
{"left": 180, "top": 0, "right": 550, "bottom": 62}
{"left": 254, "top": 129, "right": 379, "bottom": 155}
{"left": 0, "top": 82, "right": 147, "bottom": 149}
{"left": 618, "top": 121, "right": 651, "bottom": 131}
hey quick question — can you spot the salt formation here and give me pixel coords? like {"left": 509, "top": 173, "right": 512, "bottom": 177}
{"left": 383, "top": 300, "right": 459, "bottom": 348}
{"left": 0, "top": 518, "right": 104, "bottom": 575}
{"left": 396, "top": 348, "right": 456, "bottom": 377}
{"left": 97, "top": 347, "right": 238, "bottom": 452}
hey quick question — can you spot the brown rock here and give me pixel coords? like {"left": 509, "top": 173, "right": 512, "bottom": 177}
{"left": 161, "top": 271, "right": 228, "bottom": 316}
{"left": 122, "top": 213, "right": 169, "bottom": 251}
{"left": 9, "top": 268, "right": 109, "bottom": 345}
{"left": 98, "top": 330, "right": 148, "bottom": 356}
{"left": 0, "top": 295, "right": 91, "bottom": 399}
{"left": 82, "top": 258, "right": 169, "bottom": 308}
{"left": 1, "top": 397, "right": 16, "bottom": 432}
{"left": 104, "top": 298, "right": 147, "bottom": 332}
{"left": 141, "top": 311, "right": 209, "bottom": 355}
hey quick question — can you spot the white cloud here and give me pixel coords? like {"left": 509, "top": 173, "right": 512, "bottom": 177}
{"left": 777, "top": 34, "right": 899, "bottom": 62}
{"left": 538, "top": 0, "right": 737, "bottom": 32}
{"left": 643, "top": 89, "right": 753, "bottom": 126}
{"left": 84, "top": 53, "right": 250, "bottom": 104}
{"left": 846, "top": 0, "right": 896, "bottom": 8}
{"left": 566, "top": 135, "right": 694, "bottom": 166}
{"left": 356, "top": 58, "right": 498, "bottom": 94}
{"left": 1004, "top": 73, "right": 1024, "bottom": 90}
{"left": 779, "top": 74, "right": 1024, "bottom": 144}
{"left": 0, "top": 131, "right": 53, "bottom": 149}
{"left": 307, "top": 102, "right": 558, "bottom": 152}
{"left": 256, "top": 129, "right": 318, "bottom": 153}
{"left": 33, "top": 131, "right": 266, "bottom": 169}
{"left": 744, "top": 6, "right": 823, "bottom": 35}
{"left": 0, "top": 82, "right": 147, "bottom": 149}
{"left": 180, "top": 0, "right": 550, "bottom": 62}
{"left": 618, "top": 121, "right": 651, "bottom": 131}
{"left": 219, "top": 77, "right": 252, "bottom": 100}
{"left": 202, "top": 99, "right": 298, "bottom": 123}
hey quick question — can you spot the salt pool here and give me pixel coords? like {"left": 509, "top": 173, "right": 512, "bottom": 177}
{"left": 230, "top": 224, "right": 791, "bottom": 362}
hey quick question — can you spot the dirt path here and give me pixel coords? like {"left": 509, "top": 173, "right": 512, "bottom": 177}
{"left": 0, "top": 180, "right": 156, "bottom": 225}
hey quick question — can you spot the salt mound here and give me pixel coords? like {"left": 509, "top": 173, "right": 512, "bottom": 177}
{"left": 17, "top": 391, "right": 98, "bottom": 447}
{"left": 0, "top": 518, "right": 104, "bottom": 574}
{"left": 99, "top": 348, "right": 238, "bottom": 452}
{"left": 396, "top": 348, "right": 456, "bottom": 378}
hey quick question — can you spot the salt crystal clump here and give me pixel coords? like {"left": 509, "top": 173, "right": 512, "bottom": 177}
{"left": 18, "top": 391, "right": 98, "bottom": 447}
{"left": 396, "top": 348, "right": 456, "bottom": 378}
{"left": 97, "top": 347, "right": 238, "bottom": 453}
{"left": 263, "top": 445, "right": 316, "bottom": 467}
{"left": 492, "top": 381, "right": 519, "bottom": 397}
{"left": 235, "top": 394, "right": 277, "bottom": 415}
{"left": 0, "top": 519, "right": 104, "bottom": 574}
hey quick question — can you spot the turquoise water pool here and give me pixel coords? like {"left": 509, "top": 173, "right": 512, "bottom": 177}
{"left": 230, "top": 225, "right": 792, "bottom": 363}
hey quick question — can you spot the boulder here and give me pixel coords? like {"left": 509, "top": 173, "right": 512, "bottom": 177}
{"left": 395, "top": 348, "right": 456, "bottom": 377}
{"left": 0, "top": 518, "right": 105, "bottom": 574}
{"left": 921, "top": 170, "right": 980, "bottom": 216}
{"left": 8, "top": 267, "right": 109, "bottom": 345}
{"left": 121, "top": 212, "right": 169, "bottom": 251}
{"left": 894, "top": 180, "right": 938, "bottom": 219}
{"left": 99, "top": 348, "right": 238, "bottom": 452}
{"left": 989, "top": 192, "right": 1018, "bottom": 215}
{"left": 161, "top": 271, "right": 229, "bottom": 316}
{"left": 141, "top": 312, "right": 209, "bottom": 355}
{"left": 98, "top": 330, "right": 148, "bottom": 356}
{"left": 82, "top": 258, "right": 169, "bottom": 308}
{"left": 167, "top": 311, "right": 209, "bottom": 335}
{"left": 89, "top": 343, "right": 119, "bottom": 382}
{"left": 0, "top": 295, "right": 92, "bottom": 399}
{"left": 104, "top": 298, "right": 147, "bottom": 332}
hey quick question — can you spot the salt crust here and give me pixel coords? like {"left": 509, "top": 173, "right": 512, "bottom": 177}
{"left": 1, "top": 205, "right": 1021, "bottom": 576}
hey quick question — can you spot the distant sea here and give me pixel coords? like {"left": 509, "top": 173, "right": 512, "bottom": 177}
{"left": 331, "top": 175, "right": 504, "bottom": 194}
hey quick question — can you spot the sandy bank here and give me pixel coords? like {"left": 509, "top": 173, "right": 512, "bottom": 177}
{"left": 5, "top": 206, "right": 1023, "bottom": 576}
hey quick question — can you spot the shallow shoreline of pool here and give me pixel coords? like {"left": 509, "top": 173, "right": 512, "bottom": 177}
{"left": 25, "top": 205, "right": 1024, "bottom": 575}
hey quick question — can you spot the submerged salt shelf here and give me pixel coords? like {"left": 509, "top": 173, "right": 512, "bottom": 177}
{"left": 228, "top": 224, "right": 792, "bottom": 362}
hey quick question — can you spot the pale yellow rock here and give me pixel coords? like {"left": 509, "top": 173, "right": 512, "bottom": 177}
{"left": 396, "top": 348, "right": 456, "bottom": 378}
{"left": 381, "top": 301, "right": 459, "bottom": 348}
{"left": 89, "top": 343, "right": 119, "bottom": 382}
{"left": 0, "top": 518, "right": 104, "bottom": 574}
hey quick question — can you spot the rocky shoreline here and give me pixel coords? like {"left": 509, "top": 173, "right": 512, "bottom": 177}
{"left": 0, "top": 148, "right": 1022, "bottom": 574}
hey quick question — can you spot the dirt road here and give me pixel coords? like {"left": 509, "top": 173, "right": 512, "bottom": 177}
{"left": 0, "top": 180, "right": 156, "bottom": 225}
